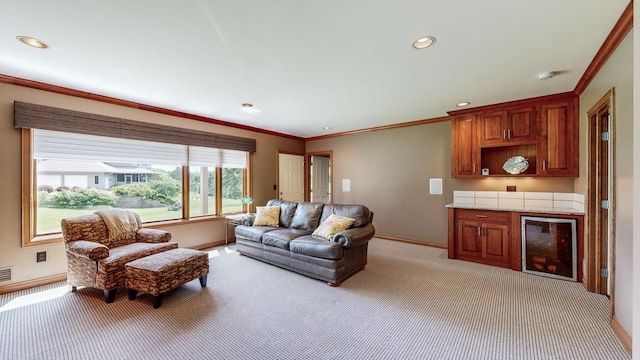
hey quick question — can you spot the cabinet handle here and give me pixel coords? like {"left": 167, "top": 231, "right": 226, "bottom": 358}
{"left": 478, "top": 226, "right": 481, "bottom": 236}
{"left": 475, "top": 215, "right": 488, "bottom": 218}
{"left": 542, "top": 160, "right": 546, "bottom": 171}
{"left": 473, "top": 163, "right": 476, "bottom": 173}
{"left": 503, "top": 130, "right": 506, "bottom": 139}
{"left": 508, "top": 129, "right": 511, "bottom": 139}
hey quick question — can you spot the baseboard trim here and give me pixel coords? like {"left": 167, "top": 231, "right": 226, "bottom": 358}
{"left": 0, "top": 273, "right": 67, "bottom": 295}
{"left": 190, "top": 240, "right": 233, "bottom": 250}
{"left": 376, "top": 235, "right": 448, "bottom": 249}
{"left": 610, "top": 316, "right": 632, "bottom": 354}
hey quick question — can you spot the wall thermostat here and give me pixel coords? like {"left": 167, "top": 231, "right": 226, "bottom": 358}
{"left": 482, "top": 168, "right": 490, "bottom": 175}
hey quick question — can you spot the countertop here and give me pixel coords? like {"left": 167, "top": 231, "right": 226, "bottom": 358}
{"left": 445, "top": 203, "right": 585, "bottom": 215}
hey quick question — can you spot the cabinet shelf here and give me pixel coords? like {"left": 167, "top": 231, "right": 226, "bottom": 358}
{"left": 480, "top": 145, "right": 537, "bottom": 176}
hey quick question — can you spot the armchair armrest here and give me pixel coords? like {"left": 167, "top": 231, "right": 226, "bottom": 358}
{"left": 136, "top": 228, "right": 172, "bottom": 243}
{"left": 333, "top": 223, "right": 376, "bottom": 248}
{"left": 67, "top": 240, "right": 109, "bottom": 261}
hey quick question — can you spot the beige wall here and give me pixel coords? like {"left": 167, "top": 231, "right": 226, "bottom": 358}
{"left": 0, "top": 82, "right": 304, "bottom": 288}
{"left": 576, "top": 32, "right": 633, "bottom": 335}
{"left": 306, "top": 121, "right": 574, "bottom": 245}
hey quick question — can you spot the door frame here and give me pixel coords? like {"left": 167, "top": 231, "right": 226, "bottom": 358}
{"left": 304, "top": 151, "right": 333, "bottom": 203}
{"left": 585, "top": 88, "right": 616, "bottom": 317}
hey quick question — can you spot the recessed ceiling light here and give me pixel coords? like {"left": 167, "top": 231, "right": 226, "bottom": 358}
{"left": 323, "top": 126, "right": 332, "bottom": 130}
{"left": 412, "top": 36, "right": 436, "bottom": 49}
{"left": 241, "top": 103, "right": 261, "bottom": 114}
{"left": 16, "top": 36, "right": 49, "bottom": 49}
{"left": 456, "top": 102, "right": 471, "bottom": 107}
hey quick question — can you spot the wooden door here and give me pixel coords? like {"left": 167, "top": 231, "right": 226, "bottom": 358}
{"left": 456, "top": 220, "right": 482, "bottom": 258}
{"left": 506, "top": 106, "right": 537, "bottom": 144}
{"left": 538, "top": 100, "right": 578, "bottom": 176}
{"left": 477, "top": 111, "right": 506, "bottom": 145}
{"left": 586, "top": 91, "right": 613, "bottom": 297}
{"left": 482, "top": 223, "right": 510, "bottom": 263}
{"left": 452, "top": 115, "right": 478, "bottom": 177}
{"left": 278, "top": 153, "right": 304, "bottom": 202}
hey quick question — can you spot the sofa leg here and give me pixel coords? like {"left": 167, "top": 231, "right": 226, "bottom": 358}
{"left": 70, "top": 286, "right": 77, "bottom": 292}
{"left": 199, "top": 275, "right": 208, "bottom": 287}
{"left": 128, "top": 289, "right": 138, "bottom": 300}
{"left": 104, "top": 289, "right": 117, "bottom": 303}
{"left": 328, "top": 281, "right": 342, "bottom": 287}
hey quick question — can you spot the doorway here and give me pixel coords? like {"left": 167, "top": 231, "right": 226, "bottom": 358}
{"left": 277, "top": 152, "right": 304, "bottom": 202}
{"left": 586, "top": 89, "right": 615, "bottom": 312}
{"left": 306, "top": 152, "right": 332, "bottom": 203}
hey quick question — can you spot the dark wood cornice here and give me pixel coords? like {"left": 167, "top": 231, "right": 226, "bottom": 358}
{"left": 447, "top": 91, "right": 577, "bottom": 117}
{"left": 0, "top": 74, "right": 304, "bottom": 142}
{"left": 305, "top": 116, "right": 450, "bottom": 142}
{"left": 573, "top": 1, "right": 633, "bottom": 96}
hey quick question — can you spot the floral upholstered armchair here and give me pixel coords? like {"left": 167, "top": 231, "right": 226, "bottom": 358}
{"left": 61, "top": 210, "right": 177, "bottom": 303}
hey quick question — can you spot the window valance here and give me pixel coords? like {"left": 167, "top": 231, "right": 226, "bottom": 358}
{"left": 14, "top": 101, "right": 256, "bottom": 153}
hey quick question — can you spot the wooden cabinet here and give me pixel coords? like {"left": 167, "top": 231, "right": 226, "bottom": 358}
{"left": 449, "top": 92, "right": 578, "bottom": 178}
{"left": 448, "top": 207, "right": 584, "bottom": 277}
{"left": 451, "top": 209, "right": 511, "bottom": 268}
{"left": 451, "top": 115, "right": 478, "bottom": 177}
{"left": 537, "top": 99, "right": 578, "bottom": 176}
{"left": 477, "top": 106, "right": 537, "bottom": 146}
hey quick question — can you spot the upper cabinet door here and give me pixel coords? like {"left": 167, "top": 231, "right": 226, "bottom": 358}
{"left": 451, "top": 115, "right": 478, "bottom": 178}
{"left": 537, "top": 100, "right": 578, "bottom": 176}
{"left": 505, "top": 106, "right": 537, "bottom": 144}
{"left": 477, "top": 111, "right": 507, "bottom": 146}
{"left": 478, "top": 107, "right": 537, "bottom": 146}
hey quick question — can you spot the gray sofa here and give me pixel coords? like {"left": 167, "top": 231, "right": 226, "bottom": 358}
{"left": 234, "top": 200, "right": 375, "bottom": 286}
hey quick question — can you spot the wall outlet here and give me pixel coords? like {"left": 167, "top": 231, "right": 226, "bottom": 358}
{"left": 36, "top": 251, "right": 46, "bottom": 262}
{"left": 506, "top": 186, "right": 516, "bottom": 192}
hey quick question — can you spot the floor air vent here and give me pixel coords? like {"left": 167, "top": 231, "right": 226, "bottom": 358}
{"left": 0, "top": 267, "right": 11, "bottom": 282}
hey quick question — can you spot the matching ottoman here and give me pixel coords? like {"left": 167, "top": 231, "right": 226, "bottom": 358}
{"left": 125, "top": 248, "right": 209, "bottom": 308}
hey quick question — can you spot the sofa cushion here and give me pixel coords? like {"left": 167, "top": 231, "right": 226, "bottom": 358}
{"left": 253, "top": 206, "right": 281, "bottom": 227}
{"left": 290, "top": 236, "right": 344, "bottom": 260}
{"left": 235, "top": 225, "right": 278, "bottom": 243}
{"left": 290, "top": 202, "right": 324, "bottom": 231}
{"left": 266, "top": 199, "right": 298, "bottom": 227}
{"left": 263, "top": 229, "right": 311, "bottom": 250}
{"left": 312, "top": 214, "right": 355, "bottom": 240}
{"left": 320, "top": 204, "right": 371, "bottom": 228}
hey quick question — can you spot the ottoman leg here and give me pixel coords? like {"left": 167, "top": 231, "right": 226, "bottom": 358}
{"left": 199, "top": 275, "right": 208, "bottom": 287}
{"left": 128, "top": 289, "right": 138, "bottom": 300}
{"left": 153, "top": 294, "right": 164, "bottom": 309}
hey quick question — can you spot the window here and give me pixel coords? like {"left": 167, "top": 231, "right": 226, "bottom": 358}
{"left": 222, "top": 168, "right": 243, "bottom": 213}
{"left": 16, "top": 102, "right": 255, "bottom": 247}
{"left": 22, "top": 129, "right": 250, "bottom": 246}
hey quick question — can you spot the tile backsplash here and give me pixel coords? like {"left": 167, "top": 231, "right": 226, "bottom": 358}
{"left": 453, "top": 191, "right": 585, "bottom": 211}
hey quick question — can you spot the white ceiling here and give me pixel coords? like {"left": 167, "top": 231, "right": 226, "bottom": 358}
{"left": 0, "top": 0, "right": 630, "bottom": 138}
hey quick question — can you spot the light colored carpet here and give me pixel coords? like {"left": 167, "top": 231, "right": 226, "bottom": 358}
{"left": 0, "top": 239, "right": 630, "bottom": 360}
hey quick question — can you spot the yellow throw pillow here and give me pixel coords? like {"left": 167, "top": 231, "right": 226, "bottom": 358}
{"left": 312, "top": 214, "right": 355, "bottom": 240}
{"left": 253, "top": 206, "right": 281, "bottom": 227}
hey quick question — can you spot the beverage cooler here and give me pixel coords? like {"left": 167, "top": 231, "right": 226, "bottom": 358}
{"left": 521, "top": 216, "right": 577, "bottom": 281}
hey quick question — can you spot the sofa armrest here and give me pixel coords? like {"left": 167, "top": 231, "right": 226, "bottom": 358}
{"left": 136, "top": 228, "right": 172, "bottom": 243}
{"left": 67, "top": 240, "right": 109, "bottom": 261}
{"left": 333, "top": 223, "right": 375, "bottom": 248}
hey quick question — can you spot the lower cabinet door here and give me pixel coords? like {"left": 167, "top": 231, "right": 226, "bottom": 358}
{"left": 457, "top": 220, "right": 482, "bottom": 258}
{"left": 482, "top": 223, "right": 510, "bottom": 263}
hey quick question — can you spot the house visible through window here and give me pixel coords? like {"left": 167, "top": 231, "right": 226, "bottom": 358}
{"left": 26, "top": 129, "right": 249, "bottom": 241}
